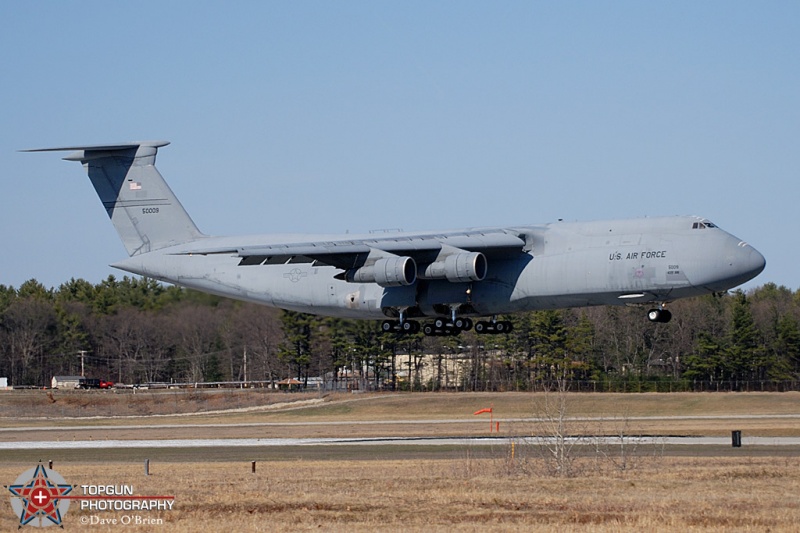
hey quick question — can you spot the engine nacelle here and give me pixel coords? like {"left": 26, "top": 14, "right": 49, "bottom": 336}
{"left": 346, "top": 256, "right": 417, "bottom": 287}
{"left": 420, "top": 252, "right": 487, "bottom": 283}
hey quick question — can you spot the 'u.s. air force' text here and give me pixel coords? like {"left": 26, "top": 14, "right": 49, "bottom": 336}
{"left": 609, "top": 250, "right": 667, "bottom": 261}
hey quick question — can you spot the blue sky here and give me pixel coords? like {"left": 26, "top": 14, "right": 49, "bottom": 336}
{"left": 1, "top": 1, "right": 797, "bottom": 290}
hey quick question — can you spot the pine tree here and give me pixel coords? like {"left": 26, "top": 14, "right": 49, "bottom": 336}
{"left": 773, "top": 314, "right": 800, "bottom": 378}
{"left": 529, "top": 310, "right": 568, "bottom": 381}
{"left": 566, "top": 311, "right": 597, "bottom": 380}
{"left": 683, "top": 331, "right": 725, "bottom": 383}
{"left": 278, "top": 310, "right": 314, "bottom": 382}
{"left": 725, "top": 291, "right": 765, "bottom": 382}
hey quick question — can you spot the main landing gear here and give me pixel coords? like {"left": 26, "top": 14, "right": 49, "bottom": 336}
{"left": 381, "top": 319, "right": 420, "bottom": 334}
{"left": 474, "top": 320, "right": 514, "bottom": 334}
{"left": 422, "top": 317, "right": 474, "bottom": 337}
{"left": 381, "top": 317, "right": 513, "bottom": 336}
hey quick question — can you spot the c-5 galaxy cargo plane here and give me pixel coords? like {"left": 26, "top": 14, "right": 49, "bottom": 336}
{"left": 28, "top": 141, "right": 766, "bottom": 336}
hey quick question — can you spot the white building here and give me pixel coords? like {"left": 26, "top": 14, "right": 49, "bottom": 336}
{"left": 51, "top": 376, "right": 83, "bottom": 389}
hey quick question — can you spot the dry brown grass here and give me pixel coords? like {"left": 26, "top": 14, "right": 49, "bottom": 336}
{"left": 3, "top": 390, "right": 800, "bottom": 440}
{"left": 3, "top": 392, "right": 800, "bottom": 530}
{"left": 3, "top": 455, "right": 800, "bottom": 531}
{"left": 4, "top": 390, "right": 800, "bottom": 425}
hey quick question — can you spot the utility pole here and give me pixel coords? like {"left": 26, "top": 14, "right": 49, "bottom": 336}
{"left": 77, "top": 350, "right": 88, "bottom": 377}
{"left": 243, "top": 346, "right": 248, "bottom": 383}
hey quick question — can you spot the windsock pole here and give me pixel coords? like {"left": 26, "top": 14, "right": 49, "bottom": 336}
{"left": 473, "top": 405, "right": 494, "bottom": 433}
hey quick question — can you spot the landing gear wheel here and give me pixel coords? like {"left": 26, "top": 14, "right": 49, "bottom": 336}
{"left": 495, "top": 321, "right": 507, "bottom": 333}
{"left": 647, "top": 309, "right": 672, "bottom": 323}
{"left": 474, "top": 321, "right": 486, "bottom": 333}
{"left": 381, "top": 320, "right": 394, "bottom": 332}
{"left": 434, "top": 318, "right": 446, "bottom": 329}
{"left": 423, "top": 324, "right": 435, "bottom": 336}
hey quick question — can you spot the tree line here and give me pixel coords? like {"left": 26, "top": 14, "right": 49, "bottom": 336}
{"left": 0, "top": 276, "right": 798, "bottom": 391}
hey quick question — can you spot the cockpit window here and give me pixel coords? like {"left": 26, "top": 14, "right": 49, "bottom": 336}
{"left": 692, "top": 221, "right": 716, "bottom": 229}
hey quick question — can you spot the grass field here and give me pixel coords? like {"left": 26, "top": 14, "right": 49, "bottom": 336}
{"left": 2, "top": 390, "right": 800, "bottom": 530}
{"left": 2, "top": 389, "right": 800, "bottom": 439}
{"left": 3, "top": 456, "right": 800, "bottom": 531}
{"left": 4, "top": 389, "right": 800, "bottom": 423}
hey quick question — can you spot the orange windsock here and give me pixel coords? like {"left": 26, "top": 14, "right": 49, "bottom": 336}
{"left": 473, "top": 408, "right": 493, "bottom": 415}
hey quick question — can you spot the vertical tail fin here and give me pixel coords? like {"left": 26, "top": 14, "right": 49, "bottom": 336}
{"left": 25, "top": 141, "right": 205, "bottom": 256}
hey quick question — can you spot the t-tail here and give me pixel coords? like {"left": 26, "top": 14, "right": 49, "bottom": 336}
{"left": 24, "top": 141, "right": 205, "bottom": 255}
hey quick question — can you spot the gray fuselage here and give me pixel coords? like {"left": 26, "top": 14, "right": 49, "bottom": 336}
{"left": 112, "top": 215, "right": 765, "bottom": 320}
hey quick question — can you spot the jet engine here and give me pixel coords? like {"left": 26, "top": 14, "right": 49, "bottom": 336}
{"left": 419, "top": 252, "right": 487, "bottom": 283}
{"left": 346, "top": 256, "right": 417, "bottom": 287}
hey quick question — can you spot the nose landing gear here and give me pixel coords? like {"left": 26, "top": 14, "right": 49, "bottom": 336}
{"left": 647, "top": 307, "right": 672, "bottom": 323}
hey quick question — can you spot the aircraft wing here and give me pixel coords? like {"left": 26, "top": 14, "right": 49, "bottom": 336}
{"left": 181, "top": 229, "right": 531, "bottom": 286}
{"left": 235, "top": 230, "right": 527, "bottom": 268}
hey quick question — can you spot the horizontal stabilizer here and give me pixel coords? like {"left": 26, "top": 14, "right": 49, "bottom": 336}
{"left": 22, "top": 141, "right": 170, "bottom": 154}
{"left": 27, "top": 141, "right": 204, "bottom": 255}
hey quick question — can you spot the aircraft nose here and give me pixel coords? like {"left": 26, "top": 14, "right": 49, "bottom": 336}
{"left": 724, "top": 241, "right": 766, "bottom": 288}
{"left": 694, "top": 237, "right": 766, "bottom": 292}
{"left": 741, "top": 244, "right": 766, "bottom": 280}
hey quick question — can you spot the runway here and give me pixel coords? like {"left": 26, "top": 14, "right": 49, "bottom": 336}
{"left": 3, "top": 413, "right": 800, "bottom": 450}
{"left": 3, "top": 413, "right": 800, "bottom": 432}
{"left": 2, "top": 435, "right": 799, "bottom": 450}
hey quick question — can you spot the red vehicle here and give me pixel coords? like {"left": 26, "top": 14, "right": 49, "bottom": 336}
{"left": 79, "top": 378, "right": 115, "bottom": 389}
